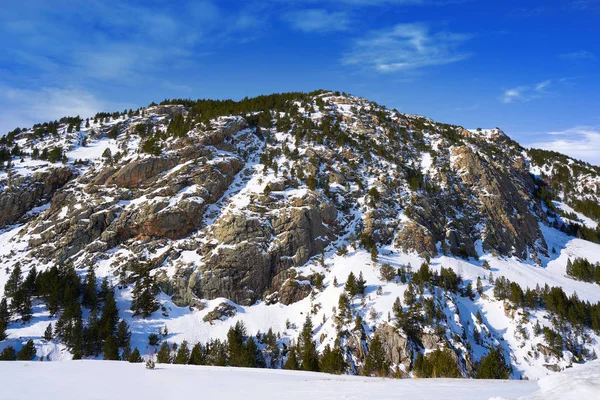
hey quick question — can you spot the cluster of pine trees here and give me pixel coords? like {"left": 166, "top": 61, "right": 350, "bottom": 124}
{"left": 566, "top": 257, "right": 600, "bottom": 285}
{"left": 0, "top": 264, "right": 160, "bottom": 361}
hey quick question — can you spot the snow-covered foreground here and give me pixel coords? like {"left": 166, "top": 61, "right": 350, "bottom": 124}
{"left": 0, "top": 361, "right": 540, "bottom": 400}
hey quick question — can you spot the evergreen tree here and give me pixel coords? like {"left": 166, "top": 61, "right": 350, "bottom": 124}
{"left": 99, "top": 286, "right": 119, "bottom": 339}
{"left": 16, "top": 339, "right": 37, "bottom": 360}
{"left": 44, "top": 323, "right": 53, "bottom": 341}
{"left": 319, "top": 343, "right": 345, "bottom": 374}
{"left": 476, "top": 276, "right": 484, "bottom": 295}
{"left": 363, "top": 335, "right": 388, "bottom": 377}
{"left": 0, "top": 346, "right": 17, "bottom": 360}
{"left": 189, "top": 343, "right": 205, "bottom": 365}
{"left": 345, "top": 272, "right": 358, "bottom": 297}
{"left": 103, "top": 335, "right": 120, "bottom": 360}
{"left": 244, "top": 337, "right": 265, "bottom": 368}
{"left": 116, "top": 319, "right": 131, "bottom": 348}
{"left": 4, "top": 265, "right": 22, "bottom": 298}
{"left": 283, "top": 346, "right": 300, "bottom": 370}
{"left": 131, "top": 275, "right": 159, "bottom": 318}
{"left": 82, "top": 266, "right": 98, "bottom": 310}
{"left": 129, "top": 347, "right": 143, "bottom": 363}
{"left": 121, "top": 344, "right": 132, "bottom": 361}
{"left": 174, "top": 340, "right": 191, "bottom": 364}
{"left": 157, "top": 342, "right": 172, "bottom": 364}
{"left": 475, "top": 347, "right": 511, "bottom": 379}
{"left": 357, "top": 271, "right": 366, "bottom": 295}
{"left": 227, "top": 321, "right": 248, "bottom": 367}
{"left": 299, "top": 316, "right": 319, "bottom": 372}
{"left": 0, "top": 298, "right": 9, "bottom": 341}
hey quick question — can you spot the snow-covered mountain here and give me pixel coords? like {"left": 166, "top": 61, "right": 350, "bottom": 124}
{"left": 1, "top": 90, "right": 600, "bottom": 380}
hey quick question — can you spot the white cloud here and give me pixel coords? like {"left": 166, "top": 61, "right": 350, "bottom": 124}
{"left": 343, "top": 23, "right": 471, "bottom": 73}
{"left": 501, "top": 79, "right": 556, "bottom": 103}
{"left": 0, "top": 86, "right": 123, "bottom": 134}
{"left": 283, "top": 9, "right": 350, "bottom": 32}
{"left": 559, "top": 50, "right": 596, "bottom": 60}
{"left": 528, "top": 126, "right": 600, "bottom": 166}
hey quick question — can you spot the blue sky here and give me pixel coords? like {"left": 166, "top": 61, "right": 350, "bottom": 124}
{"left": 1, "top": 0, "right": 599, "bottom": 164}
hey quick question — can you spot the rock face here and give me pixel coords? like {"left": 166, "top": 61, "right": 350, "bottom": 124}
{"left": 190, "top": 193, "right": 338, "bottom": 305}
{"left": 0, "top": 167, "right": 75, "bottom": 228}
{"left": 375, "top": 324, "right": 412, "bottom": 370}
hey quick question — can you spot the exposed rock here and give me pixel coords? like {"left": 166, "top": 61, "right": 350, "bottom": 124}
{"left": 375, "top": 323, "right": 412, "bottom": 370}
{"left": 106, "top": 156, "right": 178, "bottom": 188}
{"left": 202, "top": 302, "right": 237, "bottom": 323}
{"left": 278, "top": 280, "right": 312, "bottom": 305}
{"left": 0, "top": 167, "right": 75, "bottom": 228}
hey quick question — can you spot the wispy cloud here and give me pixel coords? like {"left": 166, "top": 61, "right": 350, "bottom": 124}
{"left": 500, "top": 79, "right": 564, "bottom": 103}
{"left": 0, "top": 86, "right": 122, "bottom": 133}
{"left": 343, "top": 23, "right": 472, "bottom": 73}
{"left": 283, "top": 9, "right": 350, "bottom": 32}
{"left": 559, "top": 50, "right": 596, "bottom": 60}
{"left": 527, "top": 126, "right": 600, "bottom": 166}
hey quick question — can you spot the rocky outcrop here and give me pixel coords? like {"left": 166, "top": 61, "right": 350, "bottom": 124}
{"left": 202, "top": 302, "right": 237, "bottom": 323}
{"left": 105, "top": 156, "right": 178, "bottom": 188}
{"left": 0, "top": 167, "right": 75, "bottom": 228}
{"left": 278, "top": 280, "right": 312, "bottom": 305}
{"left": 375, "top": 324, "right": 412, "bottom": 370}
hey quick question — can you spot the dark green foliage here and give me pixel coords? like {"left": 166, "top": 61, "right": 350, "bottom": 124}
{"left": 0, "top": 346, "right": 17, "bottom": 361}
{"left": 189, "top": 343, "right": 206, "bottom": 365}
{"left": 116, "top": 320, "right": 131, "bottom": 348}
{"left": 129, "top": 347, "right": 143, "bottom": 363}
{"left": 82, "top": 266, "right": 98, "bottom": 310}
{"left": 414, "top": 349, "right": 460, "bottom": 378}
{"left": 148, "top": 333, "right": 161, "bottom": 346}
{"left": 131, "top": 275, "right": 160, "bottom": 318}
{"left": 345, "top": 272, "right": 358, "bottom": 297}
{"left": 103, "top": 335, "right": 120, "bottom": 360}
{"left": 0, "top": 298, "right": 9, "bottom": 341}
{"left": 156, "top": 342, "right": 172, "bottom": 364}
{"left": 16, "top": 339, "right": 37, "bottom": 360}
{"left": 319, "top": 344, "right": 345, "bottom": 374}
{"left": 174, "top": 340, "right": 191, "bottom": 364}
{"left": 44, "top": 324, "right": 53, "bottom": 341}
{"left": 205, "top": 339, "right": 228, "bottom": 366}
{"left": 4, "top": 265, "right": 22, "bottom": 298}
{"left": 566, "top": 257, "right": 600, "bottom": 284}
{"left": 283, "top": 346, "right": 300, "bottom": 370}
{"left": 475, "top": 347, "right": 511, "bottom": 379}
{"left": 299, "top": 316, "right": 319, "bottom": 372}
{"left": 363, "top": 335, "right": 389, "bottom": 377}
{"left": 379, "top": 263, "right": 396, "bottom": 282}
{"left": 99, "top": 285, "right": 119, "bottom": 339}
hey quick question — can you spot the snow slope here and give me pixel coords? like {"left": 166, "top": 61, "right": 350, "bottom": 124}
{"left": 0, "top": 360, "right": 538, "bottom": 400}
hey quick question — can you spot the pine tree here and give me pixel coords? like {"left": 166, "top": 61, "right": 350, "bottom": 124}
{"left": 174, "top": 340, "right": 191, "bottom": 364}
{"left": 283, "top": 346, "right": 300, "bottom": 370}
{"left": 103, "top": 335, "right": 120, "bottom": 360}
{"left": 0, "top": 346, "right": 17, "bottom": 360}
{"left": 82, "top": 266, "right": 98, "bottom": 310}
{"left": 345, "top": 272, "right": 358, "bottom": 297}
{"left": 131, "top": 275, "right": 159, "bottom": 318}
{"left": 189, "top": 343, "right": 205, "bottom": 365}
{"left": 116, "top": 319, "right": 131, "bottom": 348}
{"left": 475, "top": 346, "right": 511, "bottom": 379}
{"left": 364, "top": 335, "right": 388, "bottom": 376}
{"left": 299, "top": 316, "right": 319, "bottom": 372}
{"left": 4, "top": 265, "right": 22, "bottom": 298}
{"left": 357, "top": 271, "right": 366, "bottom": 295}
{"left": 319, "top": 343, "right": 345, "bottom": 374}
{"left": 99, "top": 286, "right": 119, "bottom": 339}
{"left": 157, "top": 342, "right": 172, "bottom": 364}
{"left": 121, "top": 344, "right": 132, "bottom": 361}
{"left": 129, "top": 347, "right": 143, "bottom": 363}
{"left": 476, "top": 276, "right": 483, "bottom": 295}
{"left": 16, "top": 339, "right": 37, "bottom": 360}
{"left": 227, "top": 321, "right": 247, "bottom": 367}
{"left": 44, "top": 323, "right": 53, "bottom": 341}
{"left": 244, "top": 337, "right": 265, "bottom": 368}
{"left": 0, "top": 298, "right": 9, "bottom": 341}
{"left": 566, "top": 258, "right": 574, "bottom": 276}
